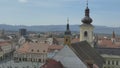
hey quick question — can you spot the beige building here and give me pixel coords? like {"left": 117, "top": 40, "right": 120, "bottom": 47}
{"left": 13, "top": 42, "right": 63, "bottom": 63}
{"left": 0, "top": 47, "right": 3, "bottom": 60}
{"left": 14, "top": 42, "right": 49, "bottom": 63}
{"left": 102, "top": 54, "right": 120, "bottom": 68}
{"left": 96, "top": 48, "right": 120, "bottom": 68}
{"left": 0, "top": 41, "right": 14, "bottom": 60}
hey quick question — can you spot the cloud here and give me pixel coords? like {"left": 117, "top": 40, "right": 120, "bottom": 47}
{"left": 18, "top": 0, "right": 28, "bottom": 3}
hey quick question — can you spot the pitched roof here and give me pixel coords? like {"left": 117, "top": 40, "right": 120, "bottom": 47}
{"left": 16, "top": 42, "right": 49, "bottom": 54}
{"left": 70, "top": 41, "right": 104, "bottom": 68}
{"left": 53, "top": 45, "right": 88, "bottom": 68}
{"left": 98, "top": 39, "right": 120, "bottom": 48}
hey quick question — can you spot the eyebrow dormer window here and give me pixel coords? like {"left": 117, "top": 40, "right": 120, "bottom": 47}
{"left": 31, "top": 49, "right": 34, "bottom": 52}
{"left": 37, "top": 50, "right": 39, "bottom": 52}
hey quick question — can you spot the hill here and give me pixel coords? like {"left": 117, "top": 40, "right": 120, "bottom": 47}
{"left": 0, "top": 24, "right": 119, "bottom": 34}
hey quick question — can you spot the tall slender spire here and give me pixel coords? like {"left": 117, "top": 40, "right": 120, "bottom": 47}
{"left": 65, "top": 17, "right": 71, "bottom": 35}
{"left": 67, "top": 17, "right": 69, "bottom": 30}
{"left": 112, "top": 30, "right": 115, "bottom": 39}
{"left": 81, "top": 0, "right": 92, "bottom": 24}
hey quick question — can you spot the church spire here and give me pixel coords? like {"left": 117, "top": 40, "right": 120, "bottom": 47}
{"left": 112, "top": 30, "right": 115, "bottom": 39}
{"left": 81, "top": 0, "right": 92, "bottom": 24}
{"left": 64, "top": 18, "right": 71, "bottom": 46}
{"left": 65, "top": 18, "right": 71, "bottom": 35}
{"left": 67, "top": 17, "right": 69, "bottom": 30}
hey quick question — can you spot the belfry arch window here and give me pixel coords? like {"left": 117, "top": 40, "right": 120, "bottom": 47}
{"left": 84, "top": 31, "right": 88, "bottom": 37}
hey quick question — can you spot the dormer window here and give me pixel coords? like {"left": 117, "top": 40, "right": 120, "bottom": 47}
{"left": 31, "top": 49, "right": 34, "bottom": 52}
{"left": 43, "top": 50, "right": 45, "bottom": 52}
{"left": 37, "top": 50, "right": 39, "bottom": 52}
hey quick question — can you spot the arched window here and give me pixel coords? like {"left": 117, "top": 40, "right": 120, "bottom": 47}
{"left": 84, "top": 31, "right": 88, "bottom": 37}
{"left": 66, "top": 39, "right": 68, "bottom": 42}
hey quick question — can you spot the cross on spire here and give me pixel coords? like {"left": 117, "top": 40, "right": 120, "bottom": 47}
{"left": 67, "top": 17, "right": 69, "bottom": 24}
{"left": 86, "top": 0, "right": 88, "bottom": 7}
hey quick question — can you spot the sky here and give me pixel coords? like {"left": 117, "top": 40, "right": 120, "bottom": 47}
{"left": 0, "top": 0, "right": 119, "bottom": 27}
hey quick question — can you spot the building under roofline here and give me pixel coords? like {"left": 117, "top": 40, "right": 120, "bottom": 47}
{"left": 13, "top": 42, "right": 63, "bottom": 63}
{"left": 95, "top": 47, "right": 120, "bottom": 68}
{"left": 14, "top": 42, "right": 49, "bottom": 63}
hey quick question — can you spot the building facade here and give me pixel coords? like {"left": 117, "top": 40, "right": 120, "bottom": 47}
{"left": 14, "top": 42, "right": 49, "bottom": 63}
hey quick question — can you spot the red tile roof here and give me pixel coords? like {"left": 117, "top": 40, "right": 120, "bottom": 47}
{"left": 48, "top": 45, "right": 63, "bottom": 50}
{"left": 16, "top": 42, "right": 63, "bottom": 54}
{"left": 98, "top": 39, "right": 120, "bottom": 48}
{"left": 0, "top": 41, "right": 11, "bottom": 46}
{"left": 40, "top": 59, "right": 64, "bottom": 68}
{"left": 71, "top": 38, "right": 80, "bottom": 43}
{"left": 16, "top": 42, "right": 49, "bottom": 54}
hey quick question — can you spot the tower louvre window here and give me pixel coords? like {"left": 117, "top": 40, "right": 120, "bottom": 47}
{"left": 84, "top": 31, "right": 88, "bottom": 37}
{"left": 66, "top": 39, "right": 68, "bottom": 42}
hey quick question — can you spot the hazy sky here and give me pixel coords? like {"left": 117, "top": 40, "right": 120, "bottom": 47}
{"left": 0, "top": 0, "right": 119, "bottom": 27}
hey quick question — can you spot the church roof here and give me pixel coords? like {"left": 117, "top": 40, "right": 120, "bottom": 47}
{"left": 70, "top": 41, "right": 104, "bottom": 68}
{"left": 53, "top": 45, "right": 88, "bottom": 68}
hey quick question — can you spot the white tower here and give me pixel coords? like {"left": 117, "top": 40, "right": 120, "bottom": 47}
{"left": 80, "top": 0, "right": 94, "bottom": 47}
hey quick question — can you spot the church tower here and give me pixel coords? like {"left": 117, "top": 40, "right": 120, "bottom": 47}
{"left": 80, "top": 0, "right": 94, "bottom": 47}
{"left": 64, "top": 18, "right": 71, "bottom": 46}
{"left": 111, "top": 30, "right": 116, "bottom": 44}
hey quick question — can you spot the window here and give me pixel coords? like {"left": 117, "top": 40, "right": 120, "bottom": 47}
{"left": 43, "top": 50, "right": 45, "bottom": 52}
{"left": 26, "top": 66, "right": 29, "bottom": 68}
{"left": 116, "top": 61, "right": 119, "bottom": 65}
{"left": 37, "top": 50, "right": 39, "bottom": 52}
{"left": 84, "top": 31, "right": 88, "bottom": 37}
{"left": 112, "top": 60, "right": 114, "bottom": 65}
{"left": 39, "top": 59, "right": 41, "bottom": 62}
{"left": 108, "top": 60, "right": 110, "bottom": 65}
{"left": 66, "top": 39, "right": 68, "bottom": 42}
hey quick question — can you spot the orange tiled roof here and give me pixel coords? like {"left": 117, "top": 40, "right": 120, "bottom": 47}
{"left": 16, "top": 42, "right": 63, "bottom": 54}
{"left": 71, "top": 38, "right": 80, "bottom": 43}
{"left": 16, "top": 42, "right": 49, "bottom": 54}
{"left": 48, "top": 45, "right": 63, "bottom": 50}
{"left": 0, "top": 41, "right": 11, "bottom": 46}
{"left": 98, "top": 39, "right": 120, "bottom": 48}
